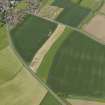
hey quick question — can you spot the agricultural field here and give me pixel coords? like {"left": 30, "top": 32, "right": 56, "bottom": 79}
{"left": 39, "top": 0, "right": 103, "bottom": 27}
{"left": 53, "top": 2, "right": 90, "bottom": 27}
{"left": 83, "top": 14, "right": 105, "bottom": 42}
{"left": 79, "top": 0, "right": 103, "bottom": 11}
{"left": 37, "top": 27, "right": 105, "bottom": 101}
{"left": 40, "top": 92, "right": 61, "bottom": 105}
{"left": 0, "top": 67, "right": 47, "bottom": 105}
{"left": 10, "top": 15, "right": 57, "bottom": 64}
{"left": 66, "top": 98, "right": 105, "bottom": 105}
{"left": 0, "top": 47, "right": 23, "bottom": 85}
{"left": 1, "top": 0, "right": 105, "bottom": 105}
{"left": 0, "top": 25, "right": 9, "bottom": 50}
{"left": 0, "top": 4, "right": 65, "bottom": 104}
{"left": 0, "top": 24, "right": 23, "bottom": 85}
{"left": 0, "top": 22, "right": 58, "bottom": 105}
{"left": 52, "top": 0, "right": 103, "bottom": 27}
{"left": 37, "top": 28, "right": 72, "bottom": 80}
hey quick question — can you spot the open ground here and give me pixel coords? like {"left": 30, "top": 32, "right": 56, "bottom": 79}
{"left": 0, "top": 46, "right": 23, "bottom": 85}
{"left": 83, "top": 14, "right": 105, "bottom": 42}
{"left": 47, "top": 29, "right": 105, "bottom": 99}
{"left": 0, "top": 25, "right": 9, "bottom": 50}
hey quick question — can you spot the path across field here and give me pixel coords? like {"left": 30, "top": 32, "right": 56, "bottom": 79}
{"left": 30, "top": 24, "right": 65, "bottom": 72}
{"left": 66, "top": 98, "right": 105, "bottom": 105}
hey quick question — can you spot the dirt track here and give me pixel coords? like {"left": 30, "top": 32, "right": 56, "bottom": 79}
{"left": 30, "top": 24, "right": 65, "bottom": 72}
{"left": 66, "top": 99, "right": 105, "bottom": 105}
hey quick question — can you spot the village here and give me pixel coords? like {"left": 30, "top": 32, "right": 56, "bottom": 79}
{"left": 0, "top": 0, "right": 40, "bottom": 28}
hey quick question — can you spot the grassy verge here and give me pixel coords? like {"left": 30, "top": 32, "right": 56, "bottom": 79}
{"left": 0, "top": 25, "right": 9, "bottom": 50}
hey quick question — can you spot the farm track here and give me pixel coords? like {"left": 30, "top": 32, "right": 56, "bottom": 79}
{"left": 30, "top": 24, "right": 65, "bottom": 72}
{"left": 67, "top": 98, "right": 105, "bottom": 105}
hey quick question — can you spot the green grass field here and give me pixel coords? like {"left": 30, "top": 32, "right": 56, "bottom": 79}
{"left": 52, "top": 0, "right": 102, "bottom": 11}
{"left": 0, "top": 22, "right": 48, "bottom": 105}
{"left": 0, "top": 25, "right": 9, "bottom": 50}
{"left": 0, "top": 47, "right": 23, "bottom": 85}
{"left": 37, "top": 27, "right": 105, "bottom": 100}
{"left": 0, "top": 24, "right": 23, "bottom": 85}
{"left": 11, "top": 15, "right": 57, "bottom": 64}
{"left": 80, "top": 0, "right": 103, "bottom": 11}
{"left": 51, "top": 0, "right": 103, "bottom": 27}
{"left": 0, "top": 67, "right": 47, "bottom": 105}
{"left": 48, "top": 30, "right": 105, "bottom": 99}
{"left": 52, "top": 0, "right": 90, "bottom": 27}
{"left": 40, "top": 92, "right": 61, "bottom": 105}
